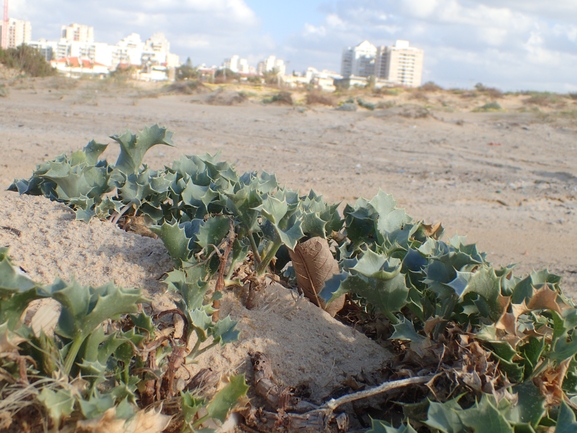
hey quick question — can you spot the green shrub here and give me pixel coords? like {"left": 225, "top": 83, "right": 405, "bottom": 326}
{"left": 357, "top": 98, "right": 376, "bottom": 110}
{"left": 176, "top": 57, "right": 199, "bottom": 81}
{"left": 0, "top": 44, "right": 55, "bottom": 77}
{"left": 263, "top": 91, "right": 293, "bottom": 105}
{"left": 473, "top": 101, "right": 502, "bottom": 112}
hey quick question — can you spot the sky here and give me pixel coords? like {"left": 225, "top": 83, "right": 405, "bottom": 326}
{"left": 10, "top": 0, "right": 577, "bottom": 92}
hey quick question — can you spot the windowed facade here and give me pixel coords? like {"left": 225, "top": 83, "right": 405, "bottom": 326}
{"left": 343, "top": 39, "right": 424, "bottom": 87}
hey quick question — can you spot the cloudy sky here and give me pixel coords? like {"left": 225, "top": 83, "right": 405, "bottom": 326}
{"left": 11, "top": 0, "right": 577, "bottom": 92}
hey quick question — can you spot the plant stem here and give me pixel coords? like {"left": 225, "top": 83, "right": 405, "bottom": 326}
{"left": 63, "top": 335, "right": 85, "bottom": 376}
{"left": 248, "top": 231, "right": 261, "bottom": 265}
{"left": 225, "top": 258, "right": 238, "bottom": 281}
{"left": 195, "top": 340, "right": 218, "bottom": 357}
{"left": 192, "top": 413, "right": 211, "bottom": 429}
{"left": 385, "top": 310, "right": 400, "bottom": 325}
{"left": 256, "top": 239, "right": 282, "bottom": 275}
{"left": 187, "top": 333, "right": 203, "bottom": 359}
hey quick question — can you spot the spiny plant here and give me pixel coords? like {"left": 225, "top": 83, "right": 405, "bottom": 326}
{"left": 7, "top": 124, "right": 577, "bottom": 431}
{"left": 0, "top": 247, "right": 247, "bottom": 432}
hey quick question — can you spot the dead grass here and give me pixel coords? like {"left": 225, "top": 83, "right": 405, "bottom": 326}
{"left": 44, "top": 76, "right": 79, "bottom": 91}
{"left": 559, "top": 109, "right": 577, "bottom": 119}
{"left": 419, "top": 81, "right": 443, "bottom": 92}
{"left": 481, "top": 87, "right": 503, "bottom": 99}
{"left": 206, "top": 90, "right": 248, "bottom": 105}
{"left": 374, "top": 87, "right": 404, "bottom": 96}
{"left": 460, "top": 91, "right": 480, "bottom": 99}
{"left": 474, "top": 84, "right": 503, "bottom": 99}
{"left": 523, "top": 91, "right": 566, "bottom": 108}
{"left": 305, "top": 91, "right": 336, "bottom": 106}
{"left": 410, "top": 90, "right": 429, "bottom": 101}
{"left": 263, "top": 91, "right": 293, "bottom": 105}
{"left": 165, "top": 80, "right": 208, "bottom": 95}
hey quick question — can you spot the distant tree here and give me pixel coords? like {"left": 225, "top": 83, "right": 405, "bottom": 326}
{"left": 246, "top": 75, "right": 262, "bottom": 84}
{"left": 334, "top": 78, "right": 350, "bottom": 91}
{"left": 110, "top": 64, "right": 136, "bottom": 81}
{"left": 214, "top": 68, "right": 239, "bottom": 83}
{"left": 0, "top": 44, "right": 55, "bottom": 77}
{"left": 365, "top": 75, "right": 376, "bottom": 91}
{"left": 262, "top": 67, "right": 281, "bottom": 85}
{"left": 176, "top": 57, "right": 199, "bottom": 81}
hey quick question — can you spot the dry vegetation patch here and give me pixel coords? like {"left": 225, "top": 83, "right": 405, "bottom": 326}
{"left": 305, "top": 91, "right": 336, "bottom": 106}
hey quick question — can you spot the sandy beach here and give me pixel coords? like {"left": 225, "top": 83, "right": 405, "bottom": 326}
{"left": 1, "top": 77, "right": 576, "bottom": 293}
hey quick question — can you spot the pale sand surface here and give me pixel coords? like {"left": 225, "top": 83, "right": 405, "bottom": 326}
{"left": 0, "top": 77, "right": 576, "bottom": 398}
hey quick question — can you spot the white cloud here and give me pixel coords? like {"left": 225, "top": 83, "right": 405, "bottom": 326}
{"left": 478, "top": 28, "right": 508, "bottom": 46}
{"left": 285, "top": 0, "right": 577, "bottom": 91}
{"left": 303, "top": 23, "right": 326, "bottom": 37}
{"left": 326, "top": 14, "right": 346, "bottom": 29}
{"left": 401, "top": 0, "right": 439, "bottom": 18}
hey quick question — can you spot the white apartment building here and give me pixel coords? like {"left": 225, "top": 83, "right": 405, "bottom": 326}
{"left": 257, "top": 55, "right": 286, "bottom": 76}
{"left": 341, "top": 39, "right": 424, "bottom": 87}
{"left": 222, "top": 54, "right": 250, "bottom": 73}
{"left": 29, "top": 28, "right": 179, "bottom": 72}
{"left": 376, "top": 40, "right": 424, "bottom": 87}
{"left": 114, "top": 33, "right": 143, "bottom": 65}
{"left": 143, "top": 32, "right": 179, "bottom": 66}
{"left": 341, "top": 40, "right": 377, "bottom": 78}
{"left": 61, "top": 23, "right": 94, "bottom": 43}
{"left": 27, "top": 39, "right": 53, "bottom": 60}
{"left": 0, "top": 18, "right": 32, "bottom": 49}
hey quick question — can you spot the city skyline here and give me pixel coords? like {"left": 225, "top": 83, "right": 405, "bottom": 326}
{"left": 7, "top": 0, "right": 577, "bottom": 92}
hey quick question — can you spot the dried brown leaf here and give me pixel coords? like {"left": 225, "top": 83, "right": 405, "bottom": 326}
{"left": 498, "top": 294, "right": 510, "bottom": 311}
{"left": 423, "top": 316, "right": 445, "bottom": 337}
{"left": 422, "top": 221, "right": 443, "bottom": 238}
{"left": 536, "top": 358, "right": 570, "bottom": 406}
{"left": 289, "top": 237, "right": 345, "bottom": 316}
{"left": 495, "top": 311, "right": 523, "bottom": 348}
{"left": 528, "top": 285, "right": 562, "bottom": 313}
{"left": 510, "top": 300, "right": 529, "bottom": 320}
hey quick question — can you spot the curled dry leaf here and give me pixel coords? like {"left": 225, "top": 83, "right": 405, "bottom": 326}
{"left": 125, "top": 407, "right": 172, "bottom": 433}
{"left": 289, "top": 237, "right": 345, "bottom": 317}
{"left": 78, "top": 407, "right": 170, "bottom": 433}
{"left": 422, "top": 221, "right": 443, "bottom": 238}
{"left": 527, "top": 284, "right": 563, "bottom": 313}
{"left": 76, "top": 408, "right": 125, "bottom": 433}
